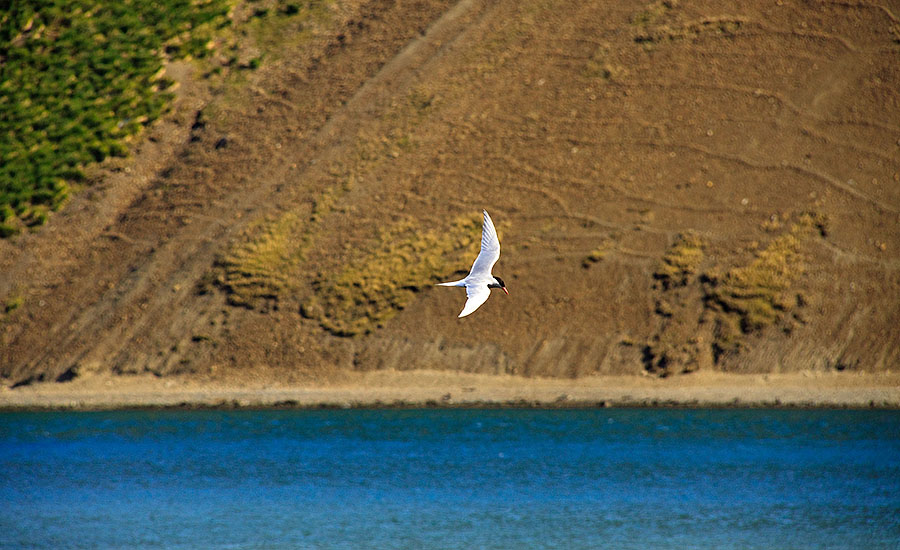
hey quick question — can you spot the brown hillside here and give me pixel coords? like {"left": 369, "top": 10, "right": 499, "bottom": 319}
{"left": 2, "top": 0, "right": 899, "bottom": 388}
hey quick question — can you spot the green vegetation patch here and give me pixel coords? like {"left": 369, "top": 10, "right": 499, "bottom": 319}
{"left": 654, "top": 230, "right": 705, "bottom": 289}
{"left": 301, "top": 213, "right": 483, "bottom": 336}
{"left": 0, "top": 0, "right": 233, "bottom": 235}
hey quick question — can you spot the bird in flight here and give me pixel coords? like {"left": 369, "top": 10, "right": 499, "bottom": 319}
{"left": 438, "top": 209, "right": 508, "bottom": 317}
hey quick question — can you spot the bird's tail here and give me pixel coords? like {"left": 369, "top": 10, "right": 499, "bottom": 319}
{"left": 436, "top": 279, "right": 467, "bottom": 287}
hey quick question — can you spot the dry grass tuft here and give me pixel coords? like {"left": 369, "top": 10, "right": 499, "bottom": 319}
{"left": 646, "top": 211, "right": 826, "bottom": 372}
{"left": 704, "top": 217, "right": 819, "bottom": 358}
{"left": 301, "top": 213, "right": 483, "bottom": 336}
{"left": 212, "top": 211, "right": 305, "bottom": 309}
{"left": 654, "top": 231, "right": 705, "bottom": 289}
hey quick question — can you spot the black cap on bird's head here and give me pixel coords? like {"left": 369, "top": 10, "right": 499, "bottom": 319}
{"left": 490, "top": 276, "right": 509, "bottom": 295}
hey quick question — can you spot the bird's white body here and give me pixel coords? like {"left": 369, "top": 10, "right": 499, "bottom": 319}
{"left": 438, "top": 210, "right": 507, "bottom": 317}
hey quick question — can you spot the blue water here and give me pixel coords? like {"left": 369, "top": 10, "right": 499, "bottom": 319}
{"left": 1, "top": 409, "right": 899, "bottom": 549}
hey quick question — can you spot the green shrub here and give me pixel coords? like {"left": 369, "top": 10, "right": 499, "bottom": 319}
{"left": 0, "top": 0, "right": 232, "bottom": 235}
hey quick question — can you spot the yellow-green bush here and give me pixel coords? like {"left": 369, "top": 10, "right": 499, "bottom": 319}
{"left": 705, "top": 230, "right": 805, "bottom": 357}
{"left": 302, "top": 214, "right": 483, "bottom": 336}
{"left": 654, "top": 231, "right": 705, "bottom": 289}
{"left": 213, "top": 211, "right": 305, "bottom": 308}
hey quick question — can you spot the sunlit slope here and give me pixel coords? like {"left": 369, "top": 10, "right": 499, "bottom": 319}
{"left": 1, "top": 0, "right": 898, "bottom": 386}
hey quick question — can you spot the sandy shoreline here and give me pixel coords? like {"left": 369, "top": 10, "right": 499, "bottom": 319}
{"left": 1, "top": 370, "right": 899, "bottom": 410}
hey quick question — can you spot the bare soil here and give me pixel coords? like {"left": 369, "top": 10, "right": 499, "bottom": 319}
{"left": 2, "top": 0, "right": 899, "bottom": 400}
{"left": 3, "top": 370, "right": 899, "bottom": 410}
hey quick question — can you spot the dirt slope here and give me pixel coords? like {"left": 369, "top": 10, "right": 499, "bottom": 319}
{"left": 2, "top": 0, "right": 899, "bottom": 387}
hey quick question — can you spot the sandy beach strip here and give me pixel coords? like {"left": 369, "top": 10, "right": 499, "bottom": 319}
{"left": 1, "top": 370, "right": 899, "bottom": 410}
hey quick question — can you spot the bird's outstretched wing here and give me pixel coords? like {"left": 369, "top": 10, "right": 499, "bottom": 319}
{"left": 458, "top": 284, "right": 491, "bottom": 318}
{"left": 468, "top": 210, "right": 500, "bottom": 278}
